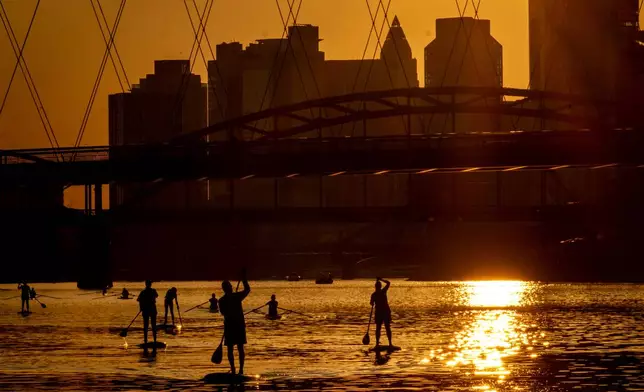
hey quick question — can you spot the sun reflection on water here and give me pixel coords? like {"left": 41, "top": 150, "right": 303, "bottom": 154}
{"left": 464, "top": 281, "right": 525, "bottom": 308}
{"left": 443, "top": 281, "right": 540, "bottom": 380}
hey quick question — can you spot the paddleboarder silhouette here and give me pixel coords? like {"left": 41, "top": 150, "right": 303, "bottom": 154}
{"left": 18, "top": 282, "right": 30, "bottom": 313}
{"left": 267, "top": 295, "right": 278, "bottom": 318}
{"left": 163, "top": 287, "right": 178, "bottom": 325}
{"left": 370, "top": 277, "right": 393, "bottom": 348}
{"left": 209, "top": 293, "right": 219, "bottom": 313}
{"left": 219, "top": 268, "right": 250, "bottom": 375}
{"left": 137, "top": 280, "right": 158, "bottom": 353}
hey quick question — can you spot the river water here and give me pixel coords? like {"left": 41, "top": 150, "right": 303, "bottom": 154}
{"left": 1, "top": 280, "right": 644, "bottom": 391}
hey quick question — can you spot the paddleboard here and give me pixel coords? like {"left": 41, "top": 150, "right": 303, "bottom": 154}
{"left": 368, "top": 345, "right": 401, "bottom": 353}
{"left": 17, "top": 311, "right": 31, "bottom": 316}
{"left": 137, "top": 342, "right": 167, "bottom": 349}
{"left": 265, "top": 314, "right": 282, "bottom": 320}
{"left": 203, "top": 373, "right": 256, "bottom": 384}
{"left": 118, "top": 297, "right": 132, "bottom": 300}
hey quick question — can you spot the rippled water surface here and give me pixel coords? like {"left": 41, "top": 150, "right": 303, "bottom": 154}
{"left": 1, "top": 280, "right": 644, "bottom": 391}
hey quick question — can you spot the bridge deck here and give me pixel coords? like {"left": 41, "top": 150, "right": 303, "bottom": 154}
{"left": 0, "top": 130, "right": 642, "bottom": 186}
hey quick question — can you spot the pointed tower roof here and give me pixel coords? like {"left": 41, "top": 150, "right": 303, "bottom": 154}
{"left": 385, "top": 15, "right": 407, "bottom": 42}
{"left": 381, "top": 15, "right": 413, "bottom": 61}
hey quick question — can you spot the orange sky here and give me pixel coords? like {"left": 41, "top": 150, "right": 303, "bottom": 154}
{"left": 0, "top": 0, "right": 535, "bottom": 150}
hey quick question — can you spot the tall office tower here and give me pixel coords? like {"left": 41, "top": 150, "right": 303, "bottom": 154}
{"left": 109, "top": 60, "right": 207, "bottom": 210}
{"left": 424, "top": 17, "right": 503, "bottom": 133}
{"left": 529, "top": 0, "right": 644, "bottom": 127}
{"left": 208, "top": 21, "right": 420, "bottom": 209}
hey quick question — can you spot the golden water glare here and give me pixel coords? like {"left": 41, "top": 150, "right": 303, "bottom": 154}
{"left": 422, "top": 281, "right": 545, "bottom": 389}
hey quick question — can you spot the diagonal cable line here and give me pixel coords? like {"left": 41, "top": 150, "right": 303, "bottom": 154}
{"left": 96, "top": 0, "right": 131, "bottom": 90}
{"left": 189, "top": 0, "right": 230, "bottom": 127}
{"left": 0, "top": 0, "right": 40, "bottom": 122}
{"left": 269, "top": 0, "right": 320, "bottom": 132}
{"left": 74, "top": 0, "right": 126, "bottom": 156}
{"left": 424, "top": 0, "right": 470, "bottom": 133}
{"left": 253, "top": 0, "right": 303, "bottom": 127}
{"left": 279, "top": 0, "right": 322, "bottom": 100}
{"left": 343, "top": 0, "right": 385, "bottom": 136}
{"left": 89, "top": 0, "right": 125, "bottom": 92}
{"left": 273, "top": 0, "right": 312, "bottom": 104}
{"left": 364, "top": 0, "right": 407, "bottom": 121}
{"left": 0, "top": 1, "right": 60, "bottom": 155}
{"left": 440, "top": 0, "right": 493, "bottom": 133}
{"left": 351, "top": 0, "right": 408, "bottom": 136}
{"left": 0, "top": 0, "right": 40, "bottom": 121}
{"left": 183, "top": 0, "right": 225, "bottom": 123}
{"left": 170, "top": 0, "right": 214, "bottom": 132}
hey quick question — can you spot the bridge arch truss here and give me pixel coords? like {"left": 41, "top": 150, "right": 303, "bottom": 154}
{"left": 175, "top": 86, "right": 615, "bottom": 143}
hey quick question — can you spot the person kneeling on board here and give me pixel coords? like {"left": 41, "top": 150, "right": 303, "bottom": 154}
{"left": 267, "top": 295, "right": 279, "bottom": 318}
{"left": 163, "top": 287, "right": 178, "bottom": 326}
{"left": 29, "top": 287, "right": 37, "bottom": 300}
{"left": 219, "top": 269, "right": 251, "bottom": 375}
{"left": 370, "top": 277, "right": 393, "bottom": 348}
{"left": 137, "top": 280, "right": 158, "bottom": 351}
{"left": 209, "top": 293, "right": 219, "bottom": 313}
{"left": 18, "top": 282, "right": 30, "bottom": 313}
{"left": 120, "top": 288, "right": 130, "bottom": 299}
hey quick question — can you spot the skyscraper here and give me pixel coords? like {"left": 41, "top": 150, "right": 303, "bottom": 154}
{"left": 529, "top": 0, "right": 644, "bottom": 126}
{"left": 424, "top": 17, "right": 502, "bottom": 133}
{"left": 109, "top": 60, "right": 207, "bottom": 210}
{"left": 207, "top": 20, "right": 419, "bottom": 209}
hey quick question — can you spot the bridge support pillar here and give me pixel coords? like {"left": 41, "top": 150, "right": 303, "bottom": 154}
{"left": 84, "top": 185, "right": 92, "bottom": 215}
{"left": 94, "top": 184, "right": 103, "bottom": 214}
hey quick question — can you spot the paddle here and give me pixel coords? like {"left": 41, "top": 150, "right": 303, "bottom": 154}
{"left": 79, "top": 291, "right": 103, "bottom": 296}
{"left": 175, "top": 300, "right": 184, "bottom": 329}
{"left": 184, "top": 300, "right": 209, "bottom": 313}
{"left": 243, "top": 304, "right": 267, "bottom": 316}
{"left": 92, "top": 293, "right": 120, "bottom": 300}
{"left": 119, "top": 311, "right": 142, "bottom": 337}
{"left": 362, "top": 304, "right": 374, "bottom": 345}
{"left": 37, "top": 295, "right": 63, "bottom": 300}
{"left": 212, "top": 334, "right": 225, "bottom": 364}
{"left": 33, "top": 297, "right": 46, "bottom": 309}
{"left": 278, "top": 306, "right": 312, "bottom": 318}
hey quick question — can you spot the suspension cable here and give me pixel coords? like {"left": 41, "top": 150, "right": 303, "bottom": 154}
{"left": 96, "top": 0, "right": 131, "bottom": 89}
{"left": 424, "top": 0, "right": 471, "bottom": 134}
{"left": 89, "top": 0, "right": 125, "bottom": 92}
{"left": 0, "top": 1, "right": 60, "bottom": 156}
{"left": 253, "top": 0, "right": 303, "bottom": 128}
{"left": 179, "top": 0, "right": 225, "bottom": 124}
{"left": 0, "top": 0, "right": 41, "bottom": 123}
{"left": 73, "top": 0, "right": 126, "bottom": 156}
{"left": 170, "top": 0, "right": 214, "bottom": 132}
{"left": 190, "top": 0, "right": 226, "bottom": 121}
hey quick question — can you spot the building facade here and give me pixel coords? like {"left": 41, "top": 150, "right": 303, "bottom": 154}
{"left": 424, "top": 17, "right": 503, "bottom": 134}
{"left": 529, "top": 0, "right": 644, "bottom": 127}
{"left": 109, "top": 60, "right": 207, "bottom": 210}
{"left": 207, "top": 19, "right": 419, "bottom": 209}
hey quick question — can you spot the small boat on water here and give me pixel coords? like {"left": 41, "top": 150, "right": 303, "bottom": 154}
{"left": 285, "top": 273, "right": 301, "bottom": 282}
{"left": 315, "top": 273, "right": 334, "bottom": 285}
